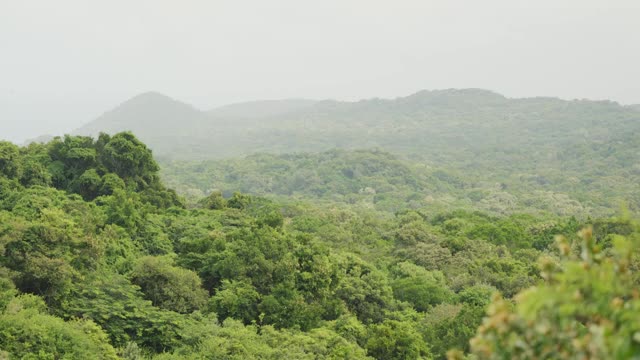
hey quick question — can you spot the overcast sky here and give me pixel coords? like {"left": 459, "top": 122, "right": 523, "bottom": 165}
{"left": 1, "top": 0, "right": 639, "bottom": 142}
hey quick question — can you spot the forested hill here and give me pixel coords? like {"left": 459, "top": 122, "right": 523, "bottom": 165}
{"left": 74, "top": 92, "right": 208, "bottom": 151}
{"left": 208, "top": 99, "right": 318, "bottom": 118}
{"left": 74, "top": 89, "right": 640, "bottom": 162}
{"left": 161, "top": 145, "right": 640, "bottom": 217}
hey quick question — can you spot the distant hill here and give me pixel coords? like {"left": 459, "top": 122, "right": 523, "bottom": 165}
{"left": 209, "top": 99, "right": 317, "bottom": 119}
{"left": 73, "top": 89, "right": 640, "bottom": 164}
{"left": 74, "top": 92, "right": 209, "bottom": 156}
{"left": 74, "top": 95, "right": 319, "bottom": 159}
{"left": 76, "top": 92, "right": 204, "bottom": 134}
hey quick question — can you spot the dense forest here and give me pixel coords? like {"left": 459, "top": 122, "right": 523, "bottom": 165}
{"left": 161, "top": 145, "right": 639, "bottom": 218}
{"left": 1, "top": 130, "right": 639, "bottom": 359}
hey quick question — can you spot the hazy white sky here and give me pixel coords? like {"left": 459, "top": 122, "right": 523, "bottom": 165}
{"left": 1, "top": 0, "right": 639, "bottom": 142}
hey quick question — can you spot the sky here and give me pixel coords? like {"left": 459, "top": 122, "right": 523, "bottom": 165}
{"left": 1, "top": 0, "right": 639, "bottom": 143}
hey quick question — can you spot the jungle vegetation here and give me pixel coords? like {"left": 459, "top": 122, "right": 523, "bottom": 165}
{"left": 1, "top": 125, "right": 638, "bottom": 358}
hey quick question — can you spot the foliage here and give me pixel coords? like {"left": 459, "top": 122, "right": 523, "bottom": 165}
{"left": 0, "top": 294, "right": 119, "bottom": 359}
{"left": 470, "top": 221, "right": 640, "bottom": 359}
{"left": 131, "top": 256, "right": 208, "bottom": 313}
{"left": 0, "top": 131, "right": 636, "bottom": 359}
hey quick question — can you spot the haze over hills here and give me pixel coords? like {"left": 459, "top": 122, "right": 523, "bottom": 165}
{"left": 208, "top": 99, "right": 318, "bottom": 119}
{"left": 75, "top": 87, "right": 640, "bottom": 216}
{"left": 73, "top": 88, "right": 640, "bottom": 165}
{"left": 6, "top": 1, "right": 640, "bottom": 358}
{"left": 74, "top": 92, "right": 207, "bottom": 149}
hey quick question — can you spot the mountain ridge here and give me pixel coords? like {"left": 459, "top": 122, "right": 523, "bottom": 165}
{"left": 71, "top": 88, "right": 640, "bottom": 161}
{"left": 208, "top": 99, "right": 318, "bottom": 119}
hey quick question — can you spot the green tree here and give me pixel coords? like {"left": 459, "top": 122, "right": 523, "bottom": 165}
{"left": 391, "top": 262, "right": 454, "bottom": 312}
{"left": 0, "top": 294, "right": 119, "bottom": 359}
{"left": 0, "top": 141, "right": 21, "bottom": 179}
{"left": 210, "top": 279, "right": 261, "bottom": 324}
{"left": 366, "top": 319, "right": 431, "bottom": 360}
{"left": 199, "top": 190, "right": 227, "bottom": 210}
{"left": 62, "top": 272, "right": 186, "bottom": 351}
{"left": 99, "top": 132, "right": 158, "bottom": 183}
{"left": 131, "top": 255, "right": 208, "bottom": 313}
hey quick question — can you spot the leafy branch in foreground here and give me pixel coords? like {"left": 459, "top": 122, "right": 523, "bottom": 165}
{"left": 463, "top": 219, "right": 640, "bottom": 359}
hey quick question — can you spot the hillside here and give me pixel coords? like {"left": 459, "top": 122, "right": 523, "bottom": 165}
{"left": 162, "top": 149, "right": 464, "bottom": 213}
{"left": 208, "top": 99, "right": 318, "bottom": 119}
{"left": 74, "top": 92, "right": 210, "bottom": 156}
{"left": 73, "top": 89, "right": 640, "bottom": 163}
{"left": 161, "top": 145, "right": 639, "bottom": 217}
{"left": 72, "top": 88, "right": 640, "bottom": 215}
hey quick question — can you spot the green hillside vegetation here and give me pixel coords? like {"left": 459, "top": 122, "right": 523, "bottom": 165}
{"left": 78, "top": 89, "right": 640, "bottom": 216}
{"left": 161, "top": 143, "right": 639, "bottom": 217}
{"left": 208, "top": 99, "right": 318, "bottom": 118}
{"left": 74, "top": 89, "right": 640, "bottom": 163}
{"left": 2, "top": 132, "right": 636, "bottom": 358}
{"left": 162, "top": 149, "right": 466, "bottom": 213}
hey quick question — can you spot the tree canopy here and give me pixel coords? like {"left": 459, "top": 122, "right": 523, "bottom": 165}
{"left": 0, "top": 132, "right": 637, "bottom": 359}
